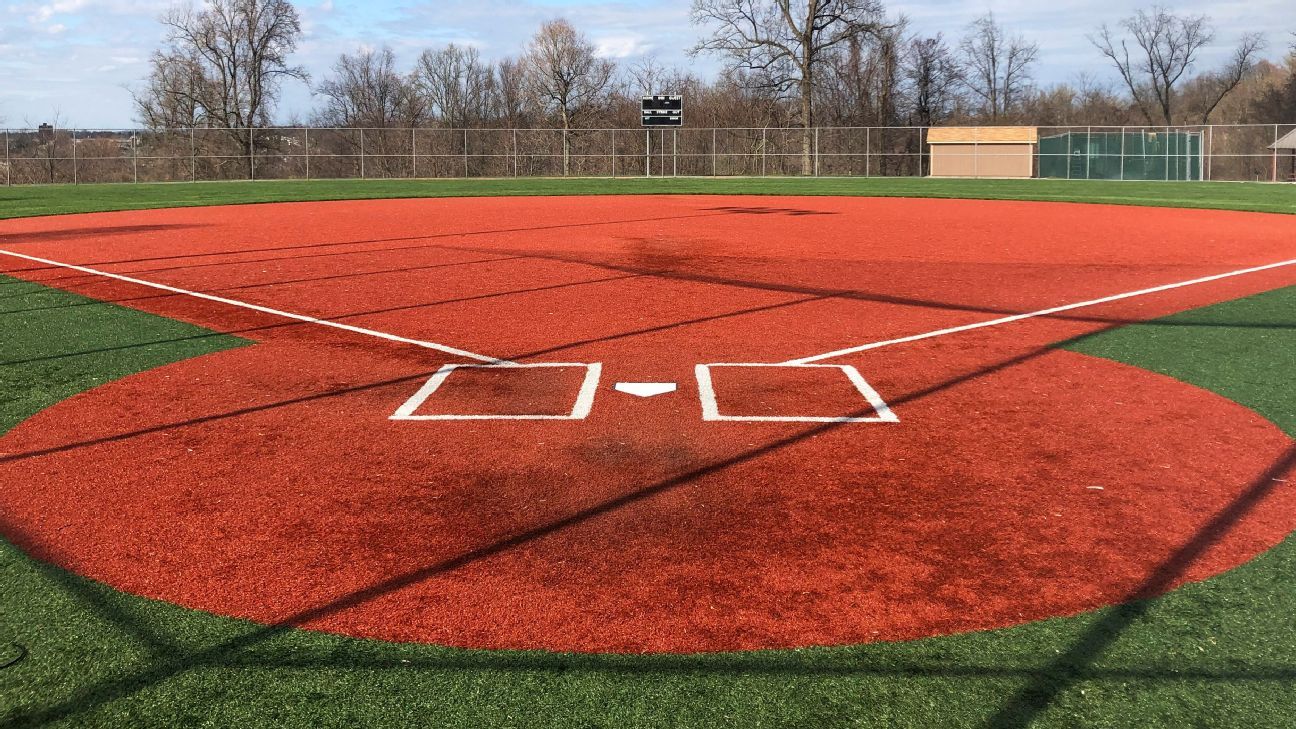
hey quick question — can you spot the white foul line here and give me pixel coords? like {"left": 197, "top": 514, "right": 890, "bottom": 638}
{"left": 0, "top": 247, "right": 509, "bottom": 364}
{"left": 784, "top": 258, "right": 1296, "bottom": 365}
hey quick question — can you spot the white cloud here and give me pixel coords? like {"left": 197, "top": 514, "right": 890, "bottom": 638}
{"left": 595, "top": 34, "right": 654, "bottom": 58}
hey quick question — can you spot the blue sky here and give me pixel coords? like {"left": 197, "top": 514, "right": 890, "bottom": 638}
{"left": 0, "top": 0, "right": 1290, "bottom": 128}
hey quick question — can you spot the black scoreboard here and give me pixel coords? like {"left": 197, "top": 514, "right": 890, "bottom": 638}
{"left": 641, "top": 95, "right": 683, "bottom": 126}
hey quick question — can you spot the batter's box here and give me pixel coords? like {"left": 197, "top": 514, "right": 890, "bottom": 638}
{"left": 695, "top": 363, "right": 899, "bottom": 423}
{"left": 391, "top": 362, "right": 602, "bottom": 421}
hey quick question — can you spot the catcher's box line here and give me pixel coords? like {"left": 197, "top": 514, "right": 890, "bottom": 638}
{"left": 783, "top": 257, "right": 1296, "bottom": 365}
{"left": 0, "top": 248, "right": 508, "bottom": 365}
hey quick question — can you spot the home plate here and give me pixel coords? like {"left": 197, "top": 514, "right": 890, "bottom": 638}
{"left": 615, "top": 382, "right": 677, "bottom": 398}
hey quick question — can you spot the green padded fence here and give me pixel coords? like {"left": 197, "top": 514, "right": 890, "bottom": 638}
{"left": 1039, "top": 131, "right": 1202, "bottom": 181}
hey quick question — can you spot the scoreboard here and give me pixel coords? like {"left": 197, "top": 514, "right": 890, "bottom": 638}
{"left": 641, "top": 95, "right": 683, "bottom": 126}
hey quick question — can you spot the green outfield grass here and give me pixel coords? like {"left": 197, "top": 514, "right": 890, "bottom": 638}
{"left": 2, "top": 176, "right": 1295, "bottom": 220}
{"left": 1, "top": 181, "right": 1294, "bottom": 727}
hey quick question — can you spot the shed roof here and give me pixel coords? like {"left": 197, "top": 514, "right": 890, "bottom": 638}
{"left": 1269, "top": 128, "right": 1296, "bottom": 150}
{"left": 927, "top": 126, "right": 1039, "bottom": 144}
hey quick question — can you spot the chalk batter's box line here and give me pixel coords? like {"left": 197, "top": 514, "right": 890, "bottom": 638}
{"left": 695, "top": 363, "right": 899, "bottom": 424}
{"left": 391, "top": 362, "right": 602, "bottom": 421}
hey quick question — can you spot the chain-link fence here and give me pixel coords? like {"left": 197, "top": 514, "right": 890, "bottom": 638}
{"left": 1, "top": 124, "right": 1292, "bottom": 185}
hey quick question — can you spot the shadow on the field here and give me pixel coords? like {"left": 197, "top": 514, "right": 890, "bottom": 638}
{"left": 0, "top": 223, "right": 209, "bottom": 246}
{"left": 0, "top": 254, "right": 528, "bottom": 313}
{"left": 5, "top": 245, "right": 1292, "bottom": 339}
{"left": 231, "top": 651, "right": 1296, "bottom": 682}
{"left": 4, "top": 294, "right": 1295, "bottom": 724}
{"left": 701, "top": 205, "right": 836, "bottom": 216}
{"left": 0, "top": 277, "right": 845, "bottom": 371}
{"left": 0, "top": 515, "right": 176, "bottom": 655}
{"left": 429, "top": 240, "right": 1296, "bottom": 330}
{"left": 981, "top": 442, "right": 1296, "bottom": 728}
{"left": 4, "top": 328, "right": 1093, "bottom": 725}
{"left": 0, "top": 207, "right": 751, "bottom": 286}
{"left": 0, "top": 271, "right": 644, "bottom": 368}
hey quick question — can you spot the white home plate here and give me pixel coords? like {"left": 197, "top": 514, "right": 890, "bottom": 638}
{"left": 614, "top": 382, "right": 677, "bottom": 398}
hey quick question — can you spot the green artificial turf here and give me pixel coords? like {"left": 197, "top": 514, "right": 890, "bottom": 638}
{"left": 1, "top": 182, "right": 1293, "bottom": 727}
{"left": 2, "top": 176, "right": 1295, "bottom": 220}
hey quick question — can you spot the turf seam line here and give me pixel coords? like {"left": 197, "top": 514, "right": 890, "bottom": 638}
{"left": 783, "top": 258, "right": 1296, "bottom": 364}
{"left": 0, "top": 248, "right": 509, "bottom": 365}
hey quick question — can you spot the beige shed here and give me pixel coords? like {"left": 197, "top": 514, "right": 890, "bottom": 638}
{"left": 927, "top": 127, "right": 1039, "bottom": 179}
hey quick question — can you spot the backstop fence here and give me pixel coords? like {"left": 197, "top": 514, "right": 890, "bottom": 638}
{"left": 1, "top": 124, "right": 1292, "bottom": 185}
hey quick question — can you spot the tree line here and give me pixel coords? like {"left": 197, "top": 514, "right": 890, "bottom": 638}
{"left": 130, "top": 0, "right": 1296, "bottom": 175}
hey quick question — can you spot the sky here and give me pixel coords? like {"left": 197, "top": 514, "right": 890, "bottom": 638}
{"left": 0, "top": 0, "right": 1290, "bottom": 129}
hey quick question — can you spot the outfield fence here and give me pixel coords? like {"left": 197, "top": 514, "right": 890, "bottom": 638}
{"left": 1, "top": 124, "right": 1293, "bottom": 185}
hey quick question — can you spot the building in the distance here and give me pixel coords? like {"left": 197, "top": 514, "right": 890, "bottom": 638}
{"left": 926, "top": 127, "right": 1038, "bottom": 179}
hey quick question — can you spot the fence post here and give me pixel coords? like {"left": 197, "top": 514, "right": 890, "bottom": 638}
{"left": 1197, "top": 126, "right": 1204, "bottom": 182}
{"left": 917, "top": 127, "right": 924, "bottom": 177}
{"left": 463, "top": 128, "right": 469, "bottom": 178}
{"left": 190, "top": 128, "right": 196, "bottom": 182}
{"left": 865, "top": 127, "right": 870, "bottom": 177}
{"left": 761, "top": 127, "right": 766, "bottom": 176}
{"left": 1065, "top": 131, "right": 1071, "bottom": 180}
{"left": 1085, "top": 126, "right": 1092, "bottom": 180}
{"left": 410, "top": 128, "right": 416, "bottom": 178}
{"left": 360, "top": 129, "right": 366, "bottom": 179}
{"left": 673, "top": 128, "right": 678, "bottom": 177}
{"left": 513, "top": 128, "right": 519, "bottom": 177}
{"left": 72, "top": 128, "right": 78, "bottom": 185}
{"left": 661, "top": 128, "right": 665, "bottom": 176}
{"left": 814, "top": 127, "right": 820, "bottom": 176}
{"left": 305, "top": 128, "right": 312, "bottom": 180}
{"left": 645, "top": 129, "right": 650, "bottom": 177}
{"left": 712, "top": 128, "right": 717, "bottom": 177}
{"left": 3, "top": 129, "right": 9, "bottom": 186}
{"left": 1274, "top": 124, "right": 1280, "bottom": 183}
{"left": 1119, "top": 127, "right": 1125, "bottom": 181}
{"left": 611, "top": 128, "right": 616, "bottom": 177}
{"left": 249, "top": 130, "right": 255, "bottom": 181}
{"left": 1197, "top": 124, "right": 1207, "bottom": 181}
{"left": 132, "top": 131, "right": 139, "bottom": 184}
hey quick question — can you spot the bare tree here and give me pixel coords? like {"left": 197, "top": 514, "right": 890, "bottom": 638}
{"left": 819, "top": 19, "right": 907, "bottom": 128}
{"left": 964, "top": 12, "right": 1041, "bottom": 120}
{"left": 691, "top": 0, "right": 888, "bottom": 174}
{"left": 1194, "top": 33, "right": 1266, "bottom": 123}
{"left": 902, "top": 33, "right": 964, "bottom": 126}
{"left": 23, "top": 111, "right": 71, "bottom": 184}
{"left": 315, "top": 47, "right": 425, "bottom": 128}
{"left": 494, "top": 57, "right": 531, "bottom": 128}
{"left": 134, "top": 0, "right": 307, "bottom": 171}
{"left": 520, "top": 19, "right": 616, "bottom": 175}
{"left": 626, "top": 55, "right": 689, "bottom": 95}
{"left": 415, "top": 44, "right": 497, "bottom": 128}
{"left": 699, "top": 68, "right": 789, "bottom": 130}
{"left": 1253, "top": 65, "right": 1296, "bottom": 126}
{"left": 1091, "top": 7, "right": 1262, "bottom": 124}
{"left": 133, "top": 50, "right": 208, "bottom": 129}
{"left": 959, "top": 13, "right": 1038, "bottom": 121}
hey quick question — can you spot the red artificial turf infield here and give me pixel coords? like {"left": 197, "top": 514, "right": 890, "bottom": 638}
{"left": 1, "top": 194, "right": 1295, "bottom": 653}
